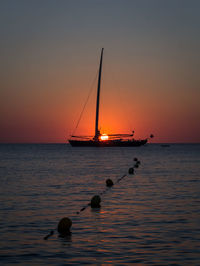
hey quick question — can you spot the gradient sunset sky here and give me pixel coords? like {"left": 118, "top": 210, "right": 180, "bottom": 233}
{"left": 0, "top": 0, "right": 200, "bottom": 143}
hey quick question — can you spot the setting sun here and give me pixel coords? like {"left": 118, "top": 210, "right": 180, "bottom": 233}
{"left": 100, "top": 134, "right": 109, "bottom": 141}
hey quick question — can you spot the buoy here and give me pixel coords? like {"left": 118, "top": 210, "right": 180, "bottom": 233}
{"left": 133, "top": 157, "right": 138, "bottom": 161}
{"left": 128, "top": 167, "right": 134, "bottom": 174}
{"left": 90, "top": 195, "right": 101, "bottom": 208}
{"left": 137, "top": 160, "right": 141, "bottom": 165}
{"left": 57, "top": 217, "right": 72, "bottom": 236}
{"left": 106, "top": 178, "right": 114, "bottom": 187}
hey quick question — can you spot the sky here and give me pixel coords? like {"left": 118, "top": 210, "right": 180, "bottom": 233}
{"left": 0, "top": 0, "right": 200, "bottom": 143}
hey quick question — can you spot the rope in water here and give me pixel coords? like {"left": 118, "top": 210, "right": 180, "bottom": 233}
{"left": 43, "top": 158, "right": 141, "bottom": 240}
{"left": 76, "top": 173, "right": 129, "bottom": 215}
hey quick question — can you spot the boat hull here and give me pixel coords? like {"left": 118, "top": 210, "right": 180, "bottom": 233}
{"left": 69, "top": 139, "right": 147, "bottom": 147}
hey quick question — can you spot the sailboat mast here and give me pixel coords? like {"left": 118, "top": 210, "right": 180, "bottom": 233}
{"left": 94, "top": 48, "right": 104, "bottom": 140}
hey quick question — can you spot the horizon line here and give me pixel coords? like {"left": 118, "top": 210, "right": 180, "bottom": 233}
{"left": 0, "top": 142, "right": 200, "bottom": 145}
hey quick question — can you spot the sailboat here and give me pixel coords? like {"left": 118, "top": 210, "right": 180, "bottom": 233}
{"left": 69, "top": 48, "right": 153, "bottom": 147}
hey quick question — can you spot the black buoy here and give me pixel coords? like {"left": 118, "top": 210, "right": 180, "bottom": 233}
{"left": 137, "top": 160, "right": 141, "bottom": 165}
{"left": 133, "top": 157, "right": 138, "bottom": 162}
{"left": 57, "top": 217, "right": 72, "bottom": 236}
{"left": 128, "top": 167, "right": 134, "bottom": 174}
{"left": 106, "top": 178, "right": 114, "bottom": 187}
{"left": 90, "top": 195, "right": 101, "bottom": 208}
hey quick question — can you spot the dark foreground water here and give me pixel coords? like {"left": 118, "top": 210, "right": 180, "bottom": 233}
{"left": 0, "top": 144, "right": 200, "bottom": 265}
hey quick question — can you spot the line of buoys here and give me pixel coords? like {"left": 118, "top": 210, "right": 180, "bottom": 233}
{"left": 76, "top": 179, "right": 115, "bottom": 214}
{"left": 44, "top": 158, "right": 141, "bottom": 240}
{"left": 133, "top": 157, "right": 141, "bottom": 169}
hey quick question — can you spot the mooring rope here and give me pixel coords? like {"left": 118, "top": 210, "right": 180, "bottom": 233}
{"left": 44, "top": 158, "right": 141, "bottom": 240}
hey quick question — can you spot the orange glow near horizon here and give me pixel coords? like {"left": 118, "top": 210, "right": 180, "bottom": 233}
{"left": 0, "top": 2, "right": 200, "bottom": 144}
{"left": 100, "top": 134, "right": 109, "bottom": 141}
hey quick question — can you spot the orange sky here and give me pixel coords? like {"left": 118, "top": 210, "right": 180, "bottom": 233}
{"left": 0, "top": 1, "right": 200, "bottom": 143}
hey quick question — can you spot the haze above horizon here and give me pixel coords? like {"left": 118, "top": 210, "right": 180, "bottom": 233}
{"left": 0, "top": 0, "right": 200, "bottom": 143}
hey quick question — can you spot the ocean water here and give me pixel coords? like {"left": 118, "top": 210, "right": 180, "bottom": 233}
{"left": 0, "top": 143, "right": 200, "bottom": 265}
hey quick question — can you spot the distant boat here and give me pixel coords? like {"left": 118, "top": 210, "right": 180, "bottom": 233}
{"left": 69, "top": 48, "right": 153, "bottom": 147}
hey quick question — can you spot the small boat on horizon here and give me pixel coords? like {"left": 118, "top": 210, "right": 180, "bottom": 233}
{"left": 68, "top": 48, "right": 153, "bottom": 147}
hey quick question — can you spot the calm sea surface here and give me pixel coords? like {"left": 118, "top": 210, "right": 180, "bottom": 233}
{"left": 0, "top": 144, "right": 200, "bottom": 265}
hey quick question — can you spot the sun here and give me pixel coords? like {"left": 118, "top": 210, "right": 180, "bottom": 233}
{"left": 100, "top": 134, "right": 109, "bottom": 141}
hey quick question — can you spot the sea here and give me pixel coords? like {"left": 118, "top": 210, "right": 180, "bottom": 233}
{"left": 0, "top": 143, "right": 200, "bottom": 265}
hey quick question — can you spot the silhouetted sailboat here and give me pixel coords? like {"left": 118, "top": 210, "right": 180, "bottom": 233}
{"left": 69, "top": 48, "right": 153, "bottom": 147}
